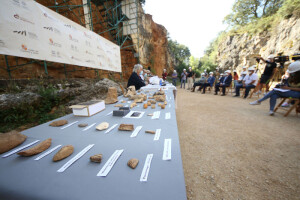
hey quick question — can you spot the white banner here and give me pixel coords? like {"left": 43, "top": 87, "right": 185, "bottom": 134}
{"left": 0, "top": 0, "right": 121, "bottom": 72}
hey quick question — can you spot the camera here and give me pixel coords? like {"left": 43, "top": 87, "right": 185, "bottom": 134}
{"left": 291, "top": 53, "right": 300, "bottom": 61}
{"left": 274, "top": 55, "right": 289, "bottom": 63}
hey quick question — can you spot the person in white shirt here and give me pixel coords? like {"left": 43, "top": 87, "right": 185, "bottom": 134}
{"left": 234, "top": 66, "right": 258, "bottom": 99}
{"left": 238, "top": 71, "right": 248, "bottom": 83}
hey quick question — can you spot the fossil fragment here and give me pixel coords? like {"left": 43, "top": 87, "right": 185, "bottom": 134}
{"left": 96, "top": 122, "right": 109, "bottom": 131}
{"left": 90, "top": 154, "right": 102, "bottom": 163}
{"left": 161, "top": 104, "right": 166, "bottom": 109}
{"left": 158, "top": 103, "right": 162, "bottom": 106}
{"left": 78, "top": 123, "right": 88, "bottom": 127}
{"left": 147, "top": 101, "right": 151, "bottom": 106}
{"left": 154, "top": 95, "right": 166, "bottom": 102}
{"left": 148, "top": 96, "right": 154, "bottom": 99}
{"left": 151, "top": 105, "right": 156, "bottom": 109}
{"left": 105, "top": 87, "right": 118, "bottom": 104}
{"left": 0, "top": 131, "right": 27, "bottom": 154}
{"left": 145, "top": 130, "right": 156, "bottom": 134}
{"left": 49, "top": 120, "right": 68, "bottom": 127}
{"left": 127, "top": 158, "right": 139, "bottom": 169}
{"left": 118, "top": 124, "right": 134, "bottom": 131}
{"left": 164, "top": 101, "right": 168, "bottom": 105}
{"left": 114, "top": 104, "right": 124, "bottom": 107}
{"left": 143, "top": 104, "right": 148, "bottom": 109}
{"left": 121, "top": 100, "right": 126, "bottom": 103}
{"left": 134, "top": 98, "right": 144, "bottom": 103}
{"left": 53, "top": 145, "right": 74, "bottom": 161}
{"left": 125, "top": 86, "right": 136, "bottom": 98}
{"left": 18, "top": 138, "right": 52, "bottom": 156}
{"left": 149, "top": 100, "right": 156, "bottom": 104}
{"left": 130, "top": 102, "right": 137, "bottom": 108}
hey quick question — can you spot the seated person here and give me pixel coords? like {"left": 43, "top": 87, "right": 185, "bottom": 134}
{"left": 234, "top": 66, "right": 258, "bottom": 98}
{"left": 127, "top": 64, "right": 146, "bottom": 90}
{"left": 191, "top": 73, "right": 207, "bottom": 92}
{"left": 238, "top": 71, "right": 247, "bottom": 83}
{"left": 202, "top": 72, "right": 216, "bottom": 94}
{"left": 250, "top": 61, "right": 300, "bottom": 115}
{"left": 215, "top": 70, "right": 232, "bottom": 96}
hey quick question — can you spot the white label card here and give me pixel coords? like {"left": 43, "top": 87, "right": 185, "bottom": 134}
{"left": 154, "top": 129, "right": 161, "bottom": 141}
{"left": 105, "top": 124, "right": 118, "bottom": 134}
{"left": 106, "top": 111, "right": 113, "bottom": 116}
{"left": 34, "top": 145, "right": 62, "bottom": 161}
{"left": 151, "top": 111, "right": 160, "bottom": 120}
{"left": 2, "top": 140, "right": 40, "bottom": 158}
{"left": 130, "top": 126, "right": 142, "bottom": 138}
{"left": 97, "top": 149, "right": 124, "bottom": 177}
{"left": 83, "top": 123, "right": 96, "bottom": 131}
{"left": 165, "top": 112, "right": 171, "bottom": 119}
{"left": 163, "top": 139, "right": 172, "bottom": 160}
{"left": 57, "top": 144, "right": 94, "bottom": 173}
{"left": 61, "top": 121, "right": 78, "bottom": 130}
{"left": 140, "top": 154, "right": 154, "bottom": 182}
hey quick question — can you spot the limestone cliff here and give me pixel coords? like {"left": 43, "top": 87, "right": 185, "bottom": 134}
{"left": 135, "top": 12, "right": 174, "bottom": 76}
{"left": 217, "top": 17, "right": 300, "bottom": 73}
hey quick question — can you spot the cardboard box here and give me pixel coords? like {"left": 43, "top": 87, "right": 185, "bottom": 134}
{"left": 69, "top": 100, "right": 105, "bottom": 117}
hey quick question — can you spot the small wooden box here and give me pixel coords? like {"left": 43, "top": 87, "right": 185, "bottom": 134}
{"left": 69, "top": 100, "right": 105, "bottom": 117}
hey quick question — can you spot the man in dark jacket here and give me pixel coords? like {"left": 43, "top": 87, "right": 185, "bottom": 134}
{"left": 127, "top": 64, "right": 146, "bottom": 90}
{"left": 202, "top": 72, "right": 216, "bottom": 94}
{"left": 215, "top": 70, "right": 232, "bottom": 96}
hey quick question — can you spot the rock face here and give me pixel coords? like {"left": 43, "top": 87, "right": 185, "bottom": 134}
{"left": 135, "top": 12, "right": 174, "bottom": 76}
{"left": 0, "top": 92, "right": 41, "bottom": 111}
{"left": 217, "top": 17, "right": 300, "bottom": 73}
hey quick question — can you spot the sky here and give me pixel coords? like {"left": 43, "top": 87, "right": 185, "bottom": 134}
{"left": 143, "top": 0, "right": 236, "bottom": 58}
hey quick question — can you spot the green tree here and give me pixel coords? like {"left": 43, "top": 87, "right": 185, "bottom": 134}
{"left": 189, "top": 56, "right": 199, "bottom": 69}
{"left": 168, "top": 39, "right": 191, "bottom": 64}
{"left": 224, "top": 0, "right": 283, "bottom": 26}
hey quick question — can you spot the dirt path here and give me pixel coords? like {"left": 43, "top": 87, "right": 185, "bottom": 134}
{"left": 176, "top": 88, "right": 300, "bottom": 200}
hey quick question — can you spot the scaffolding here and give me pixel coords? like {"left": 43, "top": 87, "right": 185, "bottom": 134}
{"left": 1, "top": 0, "right": 140, "bottom": 79}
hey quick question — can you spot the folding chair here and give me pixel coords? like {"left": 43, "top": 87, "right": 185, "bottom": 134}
{"left": 274, "top": 98, "right": 300, "bottom": 117}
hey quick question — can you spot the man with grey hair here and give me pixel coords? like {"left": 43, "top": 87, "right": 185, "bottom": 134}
{"left": 127, "top": 64, "right": 146, "bottom": 90}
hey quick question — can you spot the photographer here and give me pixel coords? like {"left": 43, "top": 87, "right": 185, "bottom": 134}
{"left": 250, "top": 61, "right": 300, "bottom": 115}
{"left": 256, "top": 54, "right": 277, "bottom": 94}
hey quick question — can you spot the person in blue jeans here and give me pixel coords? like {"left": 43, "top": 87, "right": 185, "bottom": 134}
{"left": 250, "top": 61, "right": 300, "bottom": 115}
{"left": 181, "top": 69, "right": 187, "bottom": 89}
{"left": 234, "top": 66, "right": 258, "bottom": 98}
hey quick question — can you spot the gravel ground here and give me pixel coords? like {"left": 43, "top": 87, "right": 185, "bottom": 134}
{"left": 176, "top": 88, "right": 300, "bottom": 200}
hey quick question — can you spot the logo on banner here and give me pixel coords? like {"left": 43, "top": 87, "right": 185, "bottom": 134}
{"left": 65, "top": 24, "right": 77, "bottom": 31}
{"left": 13, "top": 0, "right": 29, "bottom": 10}
{"left": 70, "top": 44, "right": 79, "bottom": 52}
{"left": 20, "top": 44, "right": 39, "bottom": 54}
{"left": 69, "top": 34, "right": 79, "bottom": 43}
{"left": 49, "top": 38, "right": 62, "bottom": 47}
{"left": 43, "top": 13, "right": 59, "bottom": 22}
{"left": 71, "top": 56, "right": 81, "bottom": 62}
{"left": 14, "top": 14, "right": 34, "bottom": 25}
{"left": 43, "top": 27, "right": 61, "bottom": 35}
{"left": 85, "top": 41, "right": 91, "bottom": 47}
{"left": 0, "top": 40, "right": 7, "bottom": 47}
{"left": 13, "top": 30, "right": 38, "bottom": 40}
{"left": 84, "top": 32, "right": 92, "bottom": 39}
{"left": 85, "top": 50, "right": 93, "bottom": 55}
{"left": 51, "top": 50, "right": 61, "bottom": 58}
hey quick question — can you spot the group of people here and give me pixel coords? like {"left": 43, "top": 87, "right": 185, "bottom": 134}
{"left": 183, "top": 55, "right": 300, "bottom": 115}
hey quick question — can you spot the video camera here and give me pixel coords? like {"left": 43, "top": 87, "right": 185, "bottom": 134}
{"left": 291, "top": 53, "right": 300, "bottom": 61}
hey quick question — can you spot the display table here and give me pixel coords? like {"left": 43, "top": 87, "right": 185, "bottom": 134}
{"left": 0, "top": 88, "right": 186, "bottom": 200}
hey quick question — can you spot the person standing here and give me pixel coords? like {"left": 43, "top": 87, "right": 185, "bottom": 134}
{"left": 172, "top": 70, "right": 178, "bottom": 86}
{"left": 162, "top": 69, "right": 167, "bottom": 81}
{"left": 181, "top": 69, "right": 187, "bottom": 89}
{"left": 187, "top": 67, "right": 195, "bottom": 90}
{"left": 233, "top": 70, "right": 239, "bottom": 88}
{"left": 256, "top": 55, "right": 277, "bottom": 94}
